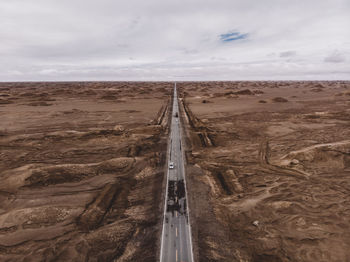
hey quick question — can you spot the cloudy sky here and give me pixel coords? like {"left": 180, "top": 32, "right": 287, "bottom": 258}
{"left": 0, "top": 0, "right": 349, "bottom": 81}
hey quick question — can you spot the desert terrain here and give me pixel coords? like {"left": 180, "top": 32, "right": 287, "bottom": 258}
{"left": 0, "top": 82, "right": 172, "bottom": 261}
{"left": 177, "top": 81, "right": 350, "bottom": 262}
{"left": 1, "top": 81, "right": 350, "bottom": 262}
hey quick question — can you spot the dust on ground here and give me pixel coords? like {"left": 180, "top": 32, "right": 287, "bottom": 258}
{"left": 0, "top": 82, "right": 172, "bottom": 262}
{"left": 178, "top": 81, "right": 350, "bottom": 262}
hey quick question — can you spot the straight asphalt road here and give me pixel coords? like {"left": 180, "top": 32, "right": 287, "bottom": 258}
{"left": 160, "top": 84, "right": 194, "bottom": 262}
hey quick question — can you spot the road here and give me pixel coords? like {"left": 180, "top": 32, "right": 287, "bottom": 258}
{"left": 160, "top": 84, "right": 194, "bottom": 262}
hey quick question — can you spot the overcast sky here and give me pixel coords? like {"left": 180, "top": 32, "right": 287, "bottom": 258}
{"left": 0, "top": 0, "right": 349, "bottom": 81}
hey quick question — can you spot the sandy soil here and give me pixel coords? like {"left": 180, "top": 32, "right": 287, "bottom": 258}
{"left": 178, "top": 81, "right": 350, "bottom": 262}
{"left": 1, "top": 81, "right": 349, "bottom": 261}
{"left": 0, "top": 82, "right": 172, "bottom": 262}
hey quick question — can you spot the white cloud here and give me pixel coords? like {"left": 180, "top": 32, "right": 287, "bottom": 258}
{"left": 0, "top": 0, "right": 349, "bottom": 81}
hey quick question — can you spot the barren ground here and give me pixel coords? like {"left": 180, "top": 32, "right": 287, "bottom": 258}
{"left": 0, "top": 82, "right": 172, "bottom": 262}
{"left": 178, "top": 81, "right": 350, "bottom": 262}
{"left": 1, "top": 81, "right": 350, "bottom": 262}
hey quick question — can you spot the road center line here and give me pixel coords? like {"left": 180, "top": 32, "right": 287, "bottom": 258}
{"left": 160, "top": 84, "right": 194, "bottom": 262}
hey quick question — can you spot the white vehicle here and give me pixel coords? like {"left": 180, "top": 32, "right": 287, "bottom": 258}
{"left": 169, "top": 162, "right": 174, "bottom": 169}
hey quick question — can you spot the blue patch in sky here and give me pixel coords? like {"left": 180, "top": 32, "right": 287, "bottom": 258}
{"left": 220, "top": 31, "right": 248, "bottom": 42}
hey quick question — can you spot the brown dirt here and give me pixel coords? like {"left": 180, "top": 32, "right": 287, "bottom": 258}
{"left": 272, "top": 97, "right": 289, "bottom": 103}
{"left": 177, "top": 81, "right": 350, "bottom": 262}
{"left": 0, "top": 82, "right": 172, "bottom": 261}
{"left": 2, "top": 81, "right": 350, "bottom": 261}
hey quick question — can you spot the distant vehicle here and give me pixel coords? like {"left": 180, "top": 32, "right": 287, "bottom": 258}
{"left": 169, "top": 162, "right": 174, "bottom": 169}
{"left": 175, "top": 112, "right": 178, "bottom": 117}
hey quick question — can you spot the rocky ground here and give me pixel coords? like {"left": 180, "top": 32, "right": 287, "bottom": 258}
{"left": 178, "top": 81, "right": 350, "bottom": 262}
{"left": 0, "top": 82, "right": 172, "bottom": 262}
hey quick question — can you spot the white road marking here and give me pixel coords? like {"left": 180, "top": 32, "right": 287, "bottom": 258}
{"left": 160, "top": 84, "right": 193, "bottom": 262}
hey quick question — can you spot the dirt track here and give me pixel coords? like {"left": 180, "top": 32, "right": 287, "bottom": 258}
{"left": 0, "top": 82, "right": 172, "bottom": 261}
{"left": 178, "top": 81, "right": 350, "bottom": 262}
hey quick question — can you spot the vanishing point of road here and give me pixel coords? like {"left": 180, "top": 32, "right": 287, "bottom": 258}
{"left": 160, "top": 84, "right": 194, "bottom": 262}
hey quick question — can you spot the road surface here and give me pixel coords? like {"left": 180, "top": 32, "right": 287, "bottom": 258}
{"left": 160, "top": 84, "right": 194, "bottom": 262}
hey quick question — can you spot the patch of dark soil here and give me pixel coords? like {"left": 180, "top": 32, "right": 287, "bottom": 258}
{"left": 311, "top": 88, "right": 324, "bottom": 92}
{"left": 0, "top": 226, "right": 18, "bottom": 234}
{"left": 154, "top": 102, "right": 169, "bottom": 126}
{"left": 272, "top": 97, "right": 289, "bottom": 102}
{"left": 100, "top": 95, "right": 117, "bottom": 100}
{"left": 77, "top": 183, "right": 122, "bottom": 231}
{"left": 25, "top": 166, "right": 96, "bottom": 187}
{"left": 81, "top": 129, "right": 124, "bottom": 139}
{"left": 234, "top": 89, "right": 255, "bottom": 95}
{"left": 120, "top": 109, "right": 141, "bottom": 113}
{"left": 0, "top": 99, "right": 13, "bottom": 104}
{"left": 216, "top": 172, "right": 232, "bottom": 195}
{"left": 252, "top": 253, "right": 283, "bottom": 262}
{"left": 26, "top": 102, "right": 52, "bottom": 106}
